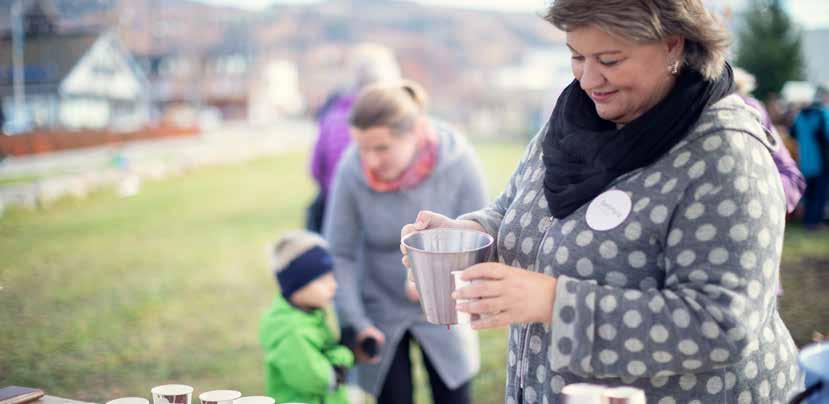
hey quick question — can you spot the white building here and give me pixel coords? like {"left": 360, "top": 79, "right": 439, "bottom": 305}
{"left": 0, "top": 0, "right": 150, "bottom": 133}
{"left": 248, "top": 59, "right": 305, "bottom": 124}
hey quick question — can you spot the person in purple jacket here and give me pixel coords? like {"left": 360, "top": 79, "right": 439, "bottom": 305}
{"left": 307, "top": 44, "right": 401, "bottom": 233}
{"left": 734, "top": 67, "right": 806, "bottom": 214}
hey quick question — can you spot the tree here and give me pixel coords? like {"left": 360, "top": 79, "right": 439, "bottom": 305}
{"left": 734, "top": 0, "right": 804, "bottom": 101}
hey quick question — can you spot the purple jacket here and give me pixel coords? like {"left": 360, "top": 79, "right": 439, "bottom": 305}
{"left": 310, "top": 93, "right": 356, "bottom": 197}
{"left": 743, "top": 96, "right": 806, "bottom": 213}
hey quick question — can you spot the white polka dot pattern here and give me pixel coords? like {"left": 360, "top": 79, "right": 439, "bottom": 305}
{"left": 599, "top": 240, "right": 618, "bottom": 259}
{"left": 645, "top": 172, "right": 662, "bottom": 187}
{"left": 460, "top": 96, "right": 796, "bottom": 403}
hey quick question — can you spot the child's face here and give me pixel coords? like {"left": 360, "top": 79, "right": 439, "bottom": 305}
{"left": 290, "top": 273, "right": 337, "bottom": 309}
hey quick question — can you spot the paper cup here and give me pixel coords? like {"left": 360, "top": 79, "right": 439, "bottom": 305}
{"left": 107, "top": 398, "right": 150, "bottom": 404}
{"left": 151, "top": 384, "right": 193, "bottom": 404}
{"left": 451, "top": 271, "right": 480, "bottom": 324}
{"left": 604, "top": 386, "right": 646, "bottom": 404}
{"left": 233, "top": 397, "right": 275, "bottom": 404}
{"left": 199, "top": 391, "right": 241, "bottom": 404}
{"left": 561, "top": 383, "right": 607, "bottom": 404}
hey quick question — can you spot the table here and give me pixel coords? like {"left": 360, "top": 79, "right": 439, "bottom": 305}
{"left": 39, "top": 396, "right": 93, "bottom": 404}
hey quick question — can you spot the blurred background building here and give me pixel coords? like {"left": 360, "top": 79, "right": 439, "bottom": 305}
{"left": 0, "top": 0, "right": 150, "bottom": 133}
{"left": 0, "top": 0, "right": 826, "bottom": 141}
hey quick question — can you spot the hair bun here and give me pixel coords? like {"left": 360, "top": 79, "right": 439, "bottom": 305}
{"left": 400, "top": 80, "right": 428, "bottom": 110}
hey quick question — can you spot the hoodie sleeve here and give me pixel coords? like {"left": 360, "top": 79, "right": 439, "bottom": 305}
{"left": 458, "top": 134, "right": 542, "bottom": 261}
{"left": 264, "top": 333, "right": 337, "bottom": 394}
{"left": 769, "top": 128, "right": 806, "bottom": 212}
{"left": 323, "top": 344, "right": 355, "bottom": 367}
{"left": 324, "top": 153, "right": 372, "bottom": 333}
{"left": 310, "top": 126, "right": 327, "bottom": 186}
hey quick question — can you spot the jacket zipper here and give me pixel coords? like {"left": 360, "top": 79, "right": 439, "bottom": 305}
{"left": 518, "top": 324, "right": 532, "bottom": 389}
{"left": 516, "top": 215, "right": 552, "bottom": 391}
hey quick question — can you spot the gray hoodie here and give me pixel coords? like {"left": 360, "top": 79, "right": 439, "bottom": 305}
{"left": 324, "top": 120, "right": 485, "bottom": 395}
{"left": 460, "top": 94, "right": 803, "bottom": 404}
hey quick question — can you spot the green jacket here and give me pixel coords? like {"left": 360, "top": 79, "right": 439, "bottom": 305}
{"left": 259, "top": 295, "right": 354, "bottom": 404}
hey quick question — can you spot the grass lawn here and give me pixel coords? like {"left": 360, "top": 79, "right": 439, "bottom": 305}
{"left": 1, "top": 140, "right": 827, "bottom": 403}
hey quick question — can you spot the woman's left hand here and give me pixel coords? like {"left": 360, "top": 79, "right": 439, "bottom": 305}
{"left": 452, "top": 263, "right": 557, "bottom": 330}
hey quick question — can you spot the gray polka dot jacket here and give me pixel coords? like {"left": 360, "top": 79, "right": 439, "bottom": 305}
{"left": 460, "top": 95, "right": 804, "bottom": 404}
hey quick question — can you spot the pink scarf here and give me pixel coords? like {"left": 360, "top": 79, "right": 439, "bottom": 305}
{"left": 363, "top": 132, "right": 438, "bottom": 192}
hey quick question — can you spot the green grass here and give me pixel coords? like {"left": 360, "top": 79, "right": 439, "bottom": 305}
{"left": 0, "top": 141, "right": 524, "bottom": 403}
{"left": 777, "top": 224, "right": 829, "bottom": 346}
{"left": 0, "top": 173, "right": 47, "bottom": 186}
{"left": 2, "top": 139, "right": 828, "bottom": 403}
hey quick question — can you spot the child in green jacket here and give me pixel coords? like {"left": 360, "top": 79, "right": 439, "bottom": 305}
{"left": 259, "top": 230, "right": 354, "bottom": 404}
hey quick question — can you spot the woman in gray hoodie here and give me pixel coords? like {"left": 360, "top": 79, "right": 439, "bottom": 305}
{"left": 324, "top": 80, "right": 485, "bottom": 403}
{"left": 402, "top": 1, "right": 803, "bottom": 403}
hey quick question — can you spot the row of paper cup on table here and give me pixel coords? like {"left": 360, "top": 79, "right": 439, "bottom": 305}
{"left": 105, "top": 385, "right": 291, "bottom": 404}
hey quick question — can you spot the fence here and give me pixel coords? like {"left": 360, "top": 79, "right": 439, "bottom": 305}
{"left": 0, "top": 126, "right": 200, "bottom": 157}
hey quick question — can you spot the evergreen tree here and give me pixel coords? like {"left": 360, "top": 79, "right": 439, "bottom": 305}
{"left": 734, "top": 0, "right": 804, "bottom": 101}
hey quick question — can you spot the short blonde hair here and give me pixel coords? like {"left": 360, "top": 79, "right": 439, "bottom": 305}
{"left": 733, "top": 67, "right": 757, "bottom": 96}
{"left": 545, "top": 0, "right": 730, "bottom": 80}
{"left": 349, "top": 80, "right": 428, "bottom": 135}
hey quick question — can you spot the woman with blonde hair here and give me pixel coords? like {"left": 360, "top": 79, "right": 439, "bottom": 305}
{"left": 326, "top": 80, "right": 484, "bottom": 403}
{"left": 402, "top": 1, "right": 803, "bottom": 402}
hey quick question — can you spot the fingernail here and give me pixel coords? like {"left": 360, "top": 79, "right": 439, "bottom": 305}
{"left": 451, "top": 292, "right": 458, "bottom": 299}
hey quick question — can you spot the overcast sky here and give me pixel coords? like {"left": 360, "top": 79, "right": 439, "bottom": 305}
{"left": 194, "top": 0, "right": 829, "bottom": 29}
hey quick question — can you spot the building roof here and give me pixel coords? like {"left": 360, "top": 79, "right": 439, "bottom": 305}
{"left": 0, "top": 31, "right": 98, "bottom": 94}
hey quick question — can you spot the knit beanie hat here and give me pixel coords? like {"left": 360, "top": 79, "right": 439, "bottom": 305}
{"left": 271, "top": 230, "right": 334, "bottom": 300}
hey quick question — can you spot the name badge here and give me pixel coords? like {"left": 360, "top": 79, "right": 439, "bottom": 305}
{"left": 586, "top": 190, "right": 631, "bottom": 231}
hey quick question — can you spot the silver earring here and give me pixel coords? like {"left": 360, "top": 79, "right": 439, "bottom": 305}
{"left": 669, "top": 61, "right": 679, "bottom": 75}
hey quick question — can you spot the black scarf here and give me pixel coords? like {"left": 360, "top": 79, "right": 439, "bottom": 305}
{"left": 542, "top": 64, "right": 735, "bottom": 219}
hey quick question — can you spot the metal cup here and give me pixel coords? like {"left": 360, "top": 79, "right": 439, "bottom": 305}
{"left": 402, "top": 228, "right": 493, "bottom": 324}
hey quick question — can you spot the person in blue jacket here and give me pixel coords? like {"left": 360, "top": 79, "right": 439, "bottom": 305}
{"left": 791, "top": 85, "right": 829, "bottom": 230}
